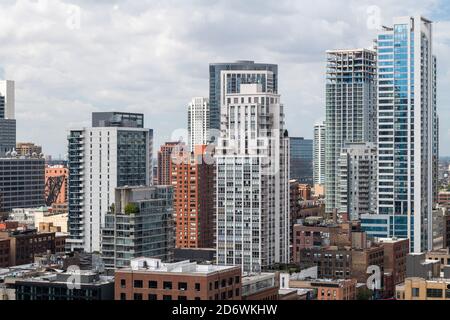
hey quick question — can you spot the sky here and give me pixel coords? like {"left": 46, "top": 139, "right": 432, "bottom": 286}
{"left": 0, "top": 0, "right": 449, "bottom": 158}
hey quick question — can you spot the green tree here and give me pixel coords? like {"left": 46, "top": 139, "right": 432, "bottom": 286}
{"left": 124, "top": 203, "right": 140, "bottom": 214}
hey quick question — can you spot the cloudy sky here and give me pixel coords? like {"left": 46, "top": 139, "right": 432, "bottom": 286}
{"left": 0, "top": 0, "right": 449, "bottom": 157}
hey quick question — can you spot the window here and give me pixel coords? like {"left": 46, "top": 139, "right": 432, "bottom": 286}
{"left": 163, "top": 295, "right": 172, "bottom": 301}
{"left": 120, "top": 279, "right": 126, "bottom": 288}
{"left": 133, "top": 293, "right": 143, "bottom": 300}
{"left": 163, "top": 282, "right": 172, "bottom": 290}
{"left": 178, "top": 296, "right": 187, "bottom": 300}
{"left": 426, "top": 288, "right": 443, "bottom": 298}
{"left": 214, "top": 281, "right": 219, "bottom": 289}
{"left": 228, "top": 290, "right": 233, "bottom": 299}
{"left": 134, "top": 280, "right": 143, "bottom": 288}
{"left": 120, "top": 293, "right": 126, "bottom": 300}
{"left": 178, "top": 282, "right": 188, "bottom": 291}
{"left": 195, "top": 297, "right": 201, "bottom": 301}
{"left": 195, "top": 283, "right": 201, "bottom": 291}
{"left": 221, "top": 292, "right": 226, "bottom": 300}
{"left": 148, "top": 294, "right": 157, "bottom": 300}
{"left": 235, "top": 276, "right": 240, "bottom": 284}
{"left": 228, "top": 278, "right": 233, "bottom": 286}
{"left": 221, "top": 279, "right": 226, "bottom": 288}
{"left": 148, "top": 281, "right": 157, "bottom": 289}
{"left": 412, "top": 287, "right": 420, "bottom": 297}
{"left": 235, "top": 288, "right": 240, "bottom": 296}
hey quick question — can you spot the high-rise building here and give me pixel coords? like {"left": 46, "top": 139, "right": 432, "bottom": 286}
{"left": 0, "top": 80, "right": 15, "bottom": 157}
{"left": 325, "top": 49, "right": 377, "bottom": 214}
{"left": 209, "top": 61, "right": 278, "bottom": 135}
{"left": 0, "top": 153, "right": 45, "bottom": 213}
{"left": 313, "top": 121, "right": 326, "bottom": 185}
{"left": 363, "top": 16, "right": 436, "bottom": 253}
{"left": 67, "top": 112, "right": 153, "bottom": 253}
{"left": 156, "top": 142, "right": 180, "bottom": 186}
{"left": 101, "top": 186, "right": 174, "bottom": 271}
{"left": 188, "top": 97, "right": 210, "bottom": 152}
{"left": 337, "top": 142, "right": 377, "bottom": 220}
{"left": 289, "top": 137, "right": 313, "bottom": 184}
{"left": 215, "top": 69, "right": 289, "bottom": 273}
{"left": 172, "top": 145, "right": 214, "bottom": 249}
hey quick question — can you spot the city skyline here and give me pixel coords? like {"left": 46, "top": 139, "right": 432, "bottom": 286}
{"left": 2, "top": 1, "right": 450, "bottom": 158}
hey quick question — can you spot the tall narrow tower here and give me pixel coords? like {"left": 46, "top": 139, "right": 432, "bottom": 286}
{"left": 215, "top": 67, "right": 289, "bottom": 274}
{"left": 363, "top": 16, "right": 436, "bottom": 253}
{"left": 324, "top": 49, "right": 377, "bottom": 214}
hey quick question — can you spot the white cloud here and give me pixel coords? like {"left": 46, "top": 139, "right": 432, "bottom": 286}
{"left": 0, "top": 0, "right": 447, "bottom": 156}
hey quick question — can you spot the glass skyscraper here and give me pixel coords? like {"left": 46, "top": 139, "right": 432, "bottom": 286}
{"left": 362, "top": 16, "right": 437, "bottom": 253}
{"left": 289, "top": 137, "right": 313, "bottom": 184}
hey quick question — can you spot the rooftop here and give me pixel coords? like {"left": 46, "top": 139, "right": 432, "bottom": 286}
{"left": 119, "top": 257, "right": 239, "bottom": 275}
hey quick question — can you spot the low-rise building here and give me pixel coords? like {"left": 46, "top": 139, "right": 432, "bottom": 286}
{"left": 0, "top": 229, "right": 56, "bottom": 266}
{"left": 0, "top": 239, "right": 10, "bottom": 267}
{"left": 313, "top": 279, "right": 357, "bottom": 300}
{"left": 426, "top": 248, "right": 450, "bottom": 271}
{"left": 396, "top": 277, "right": 450, "bottom": 300}
{"left": 14, "top": 270, "right": 114, "bottom": 300}
{"left": 114, "top": 257, "right": 241, "bottom": 300}
{"left": 241, "top": 273, "right": 279, "bottom": 300}
{"left": 378, "top": 238, "right": 409, "bottom": 285}
{"left": 406, "top": 253, "right": 441, "bottom": 279}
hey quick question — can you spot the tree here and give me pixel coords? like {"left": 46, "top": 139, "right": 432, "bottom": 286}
{"left": 357, "top": 287, "right": 374, "bottom": 300}
{"left": 124, "top": 203, "right": 140, "bottom": 214}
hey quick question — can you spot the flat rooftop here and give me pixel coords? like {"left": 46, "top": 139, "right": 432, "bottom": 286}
{"left": 119, "top": 257, "right": 239, "bottom": 275}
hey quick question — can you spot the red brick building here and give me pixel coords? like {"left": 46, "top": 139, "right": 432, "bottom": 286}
{"left": 313, "top": 279, "right": 357, "bottom": 300}
{"left": 172, "top": 145, "right": 214, "bottom": 248}
{"left": 157, "top": 142, "right": 181, "bottom": 185}
{"left": 378, "top": 238, "right": 409, "bottom": 285}
{"left": 0, "top": 238, "right": 10, "bottom": 267}
{"left": 0, "top": 229, "right": 56, "bottom": 266}
{"left": 115, "top": 257, "right": 242, "bottom": 301}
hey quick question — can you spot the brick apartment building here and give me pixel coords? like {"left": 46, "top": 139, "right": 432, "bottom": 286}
{"left": 157, "top": 142, "right": 180, "bottom": 185}
{"left": 0, "top": 229, "right": 56, "bottom": 266}
{"left": 0, "top": 238, "right": 10, "bottom": 267}
{"left": 115, "top": 257, "right": 242, "bottom": 301}
{"left": 172, "top": 145, "right": 214, "bottom": 248}
{"left": 378, "top": 238, "right": 409, "bottom": 285}
{"left": 313, "top": 279, "right": 357, "bottom": 300}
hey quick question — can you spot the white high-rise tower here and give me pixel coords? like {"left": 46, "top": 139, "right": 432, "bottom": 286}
{"left": 188, "top": 97, "right": 210, "bottom": 152}
{"left": 215, "top": 69, "right": 289, "bottom": 274}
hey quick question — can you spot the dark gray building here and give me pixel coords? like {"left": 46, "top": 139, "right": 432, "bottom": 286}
{"left": 290, "top": 137, "right": 313, "bottom": 184}
{"left": 0, "top": 80, "right": 15, "bottom": 157}
{"left": 209, "top": 60, "right": 278, "bottom": 135}
{"left": 92, "top": 112, "right": 144, "bottom": 128}
{"left": 406, "top": 253, "right": 440, "bottom": 279}
{"left": 0, "top": 154, "right": 45, "bottom": 213}
{"left": 101, "top": 185, "right": 174, "bottom": 271}
{"left": 0, "top": 119, "right": 16, "bottom": 156}
{"left": 14, "top": 270, "right": 114, "bottom": 300}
